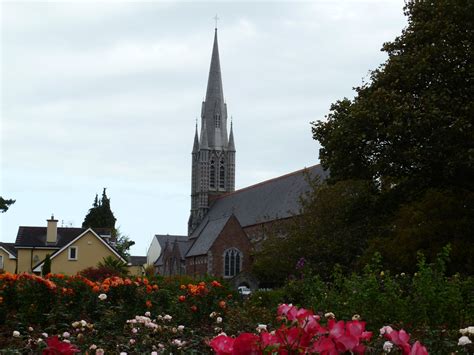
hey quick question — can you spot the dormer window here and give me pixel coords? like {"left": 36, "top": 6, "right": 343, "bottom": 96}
{"left": 215, "top": 114, "right": 221, "bottom": 128}
{"left": 68, "top": 246, "right": 78, "bottom": 260}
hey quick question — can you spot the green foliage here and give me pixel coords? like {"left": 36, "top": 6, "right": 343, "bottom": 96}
{"left": 114, "top": 230, "right": 135, "bottom": 259}
{"left": 42, "top": 255, "right": 51, "bottom": 276}
{"left": 97, "top": 256, "right": 129, "bottom": 277}
{"left": 0, "top": 197, "right": 15, "bottom": 213}
{"left": 305, "top": 0, "right": 474, "bottom": 275}
{"left": 82, "top": 189, "right": 116, "bottom": 230}
{"left": 312, "top": 0, "right": 473, "bottom": 191}
{"left": 251, "top": 248, "right": 473, "bottom": 353}
{"left": 253, "top": 179, "right": 379, "bottom": 283}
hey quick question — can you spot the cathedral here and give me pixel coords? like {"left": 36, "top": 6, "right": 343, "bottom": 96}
{"left": 152, "top": 28, "right": 327, "bottom": 283}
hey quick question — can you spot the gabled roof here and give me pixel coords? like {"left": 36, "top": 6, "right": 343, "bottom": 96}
{"left": 0, "top": 242, "right": 17, "bottom": 258}
{"left": 32, "top": 228, "right": 127, "bottom": 272}
{"left": 154, "top": 235, "right": 191, "bottom": 266}
{"left": 192, "top": 164, "right": 327, "bottom": 234}
{"left": 15, "top": 226, "right": 112, "bottom": 248}
{"left": 187, "top": 215, "right": 232, "bottom": 257}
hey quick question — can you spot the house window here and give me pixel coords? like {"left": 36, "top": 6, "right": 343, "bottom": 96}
{"left": 68, "top": 246, "right": 78, "bottom": 260}
{"left": 224, "top": 248, "right": 241, "bottom": 278}
{"left": 0, "top": 255, "right": 3, "bottom": 269}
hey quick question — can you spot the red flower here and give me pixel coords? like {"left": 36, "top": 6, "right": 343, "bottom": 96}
{"left": 190, "top": 305, "right": 198, "bottom": 312}
{"left": 178, "top": 295, "right": 186, "bottom": 302}
{"left": 233, "top": 333, "right": 260, "bottom": 354}
{"left": 42, "top": 336, "right": 79, "bottom": 355}
{"left": 210, "top": 334, "right": 235, "bottom": 354}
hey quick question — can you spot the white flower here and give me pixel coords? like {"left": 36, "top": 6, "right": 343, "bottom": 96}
{"left": 383, "top": 341, "right": 394, "bottom": 352}
{"left": 324, "top": 312, "right": 335, "bottom": 319}
{"left": 62, "top": 331, "right": 70, "bottom": 338}
{"left": 172, "top": 339, "right": 185, "bottom": 348}
{"left": 80, "top": 320, "right": 87, "bottom": 327}
{"left": 120, "top": 352, "right": 127, "bottom": 355}
{"left": 151, "top": 352, "right": 158, "bottom": 355}
{"left": 42, "top": 332, "right": 48, "bottom": 338}
{"left": 216, "top": 317, "right": 223, "bottom": 323}
{"left": 63, "top": 339, "right": 71, "bottom": 344}
{"left": 469, "top": 326, "right": 474, "bottom": 335}
{"left": 89, "top": 344, "right": 97, "bottom": 350}
{"left": 380, "top": 325, "right": 394, "bottom": 335}
{"left": 96, "top": 348, "right": 105, "bottom": 355}
{"left": 178, "top": 325, "right": 185, "bottom": 331}
{"left": 256, "top": 324, "right": 267, "bottom": 333}
{"left": 209, "top": 312, "right": 217, "bottom": 318}
{"left": 37, "top": 338, "right": 43, "bottom": 343}
{"left": 163, "top": 314, "right": 172, "bottom": 321}
{"left": 13, "top": 331, "right": 20, "bottom": 337}
{"left": 28, "top": 327, "right": 34, "bottom": 332}
{"left": 98, "top": 293, "right": 107, "bottom": 301}
{"left": 458, "top": 336, "right": 472, "bottom": 346}
{"left": 132, "top": 328, "right": 138, "bottom": 334}
{"left": 129, "top": 339, "right": 135, "bottom": 344}
{"left": 145, "top": 311, "right": 151, "bottom": 317}
{"left": 352, "top": 314, "right": 361, "bottom": 321}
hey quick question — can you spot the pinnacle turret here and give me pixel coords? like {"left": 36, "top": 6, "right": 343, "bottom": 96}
{"left": 200, "top": 119, "right": 209, "bottom": 150}
{"left": 192, "top": 122, "right": 199, "bottom": 153}
{"left": 228, "top": 120, "right": 235, "bottom": 152}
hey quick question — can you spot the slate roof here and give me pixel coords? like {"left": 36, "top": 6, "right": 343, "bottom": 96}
{"left": 186, "top": 165, "right": 328, "bottom": 257}
{"left": 128, "top": 256, "right": 147, "bottom": 266}
{"left": 191, "top": 164, "right": 327, "bottom": 238}
{"left": 0, "top": 242, "right": 17, "bottom": 257}
{"left": 154, "top": 235, "right": 190, "bottom": 266}
{"left": 187, "top": 215, "right": 231, "bottom": 257}
{"left": 15, "top": 227, "right": 112, "bottom": 248}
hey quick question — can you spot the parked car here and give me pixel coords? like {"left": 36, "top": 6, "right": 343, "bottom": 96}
{"left": 238, "top": 286, "right": 251, "bottom": 296}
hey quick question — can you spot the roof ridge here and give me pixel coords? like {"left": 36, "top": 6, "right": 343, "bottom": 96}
{"left": 213, "top": 164, "right": 322, "bottom": 201}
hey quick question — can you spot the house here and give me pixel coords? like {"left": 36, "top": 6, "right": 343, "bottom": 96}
{"left": 5, "top": 216, "right": 127, "bottom": 275}
{"left": 0, "top": 243, "right": 17, "bottom": 273}
{"left": 152, "top": 28, "right": 328, "bottom": 282}
{"left": 127, "top": 255, "right": 147, "bottom": 276}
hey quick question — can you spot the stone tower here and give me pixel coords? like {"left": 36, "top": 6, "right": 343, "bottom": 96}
{"left": 189, "top": 28, "right": 236, "bottom": 234}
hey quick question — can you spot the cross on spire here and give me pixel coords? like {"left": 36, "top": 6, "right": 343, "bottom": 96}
{"left": 214, "top": 14, "right": 219, "bottom": 29}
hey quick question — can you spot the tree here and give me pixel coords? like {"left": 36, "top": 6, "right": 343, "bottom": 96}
{"left": 42, "top": 254, "right": 51, "bottom": 276}
{"left": 313, "top": 0, "right": 473, "bottom": 193}
{"left": 0, "top": 197, "right": 15, "bottom": 213}
{"left": 97, "top": 256, "right": 129, "bottom": 277}
{"left": 82, "top": 188, "right": 117, "bottom": 230}
{"left": 310, "top": 0, "right": 474, "bottom": 273}
{"left": 114, "top": 230, "right": 135, "bottom": 259}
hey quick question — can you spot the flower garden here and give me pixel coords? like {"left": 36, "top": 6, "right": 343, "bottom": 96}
{"left": 0, "top": 255, "right": 473, "bottom": 354}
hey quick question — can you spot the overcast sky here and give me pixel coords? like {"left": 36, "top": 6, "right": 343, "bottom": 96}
{"left": 1, "top": 1, "right": 406, "bottom": 256}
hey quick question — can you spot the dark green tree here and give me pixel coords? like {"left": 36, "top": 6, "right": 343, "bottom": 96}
{"left": 310, "top": 0, "right": 474, "bottom": 273}
{"left": 0, "top": 197, "right": 15, "bottom": 213}
{"left": 82, "top": 189, "right": 117, "bottom": 230}
{"left": 42, "top": 254, "right": 51, "bottom": 276}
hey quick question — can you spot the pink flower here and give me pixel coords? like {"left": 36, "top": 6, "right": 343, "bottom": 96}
{"left": 233, "top": 333, "right": 260, "bottom": 354}
{"left": 385, "top": 329, "right": 411, "bottom": 354}
{"left": 410, "top": 341, "right": 429, "bottom": 355}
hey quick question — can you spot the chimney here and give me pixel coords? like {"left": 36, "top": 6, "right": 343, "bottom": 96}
{"left": 46, "top": 214, "right": 58, "bottom": 244}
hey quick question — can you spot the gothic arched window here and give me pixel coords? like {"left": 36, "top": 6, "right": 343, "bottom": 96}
{"left": 219, "top": 159, "right": 225, "bottom": 189}
{"left": 210, "top": 160, "right": 216, "bottom": 189}
{"left": 215, "top": 113, "right": 221, "bottom": 128}
{"left": 224, "top": 248, "right": 242, "bottom": 277}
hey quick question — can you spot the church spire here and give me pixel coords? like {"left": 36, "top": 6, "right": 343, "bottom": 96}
{"left": 205, "top": 29, "right": 224, "bottom": 105}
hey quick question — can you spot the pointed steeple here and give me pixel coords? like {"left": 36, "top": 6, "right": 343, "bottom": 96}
{"left": 192, "top": 121, "right": 199, "bottom": 153}
{"left": 205, "top": 29, "right": 224, "bottom": 104}
{"left": 228, "top": 118, "right": 235, "bottom": 152}
{"left": 200, "top": 119, "right": 209, "bottom": 149}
